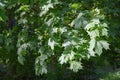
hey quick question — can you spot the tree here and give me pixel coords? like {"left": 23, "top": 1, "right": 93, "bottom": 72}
{"left": 1, "top": 0, "right": 120, "bottom": 79}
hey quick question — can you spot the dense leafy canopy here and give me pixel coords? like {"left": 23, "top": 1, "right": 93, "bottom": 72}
{"left": 0, "top": 0, "right": 120, "bottom": 79}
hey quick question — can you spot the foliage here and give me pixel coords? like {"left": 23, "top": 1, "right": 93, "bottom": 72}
{"left": 0, "top": 0, "right": 120, "bottom": 79}
{"left": 100, "top": 71, "right": 120, "bottom": 80}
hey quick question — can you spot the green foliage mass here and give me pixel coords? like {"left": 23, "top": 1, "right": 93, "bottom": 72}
{"left": 0, "top": 0, "right": 120, "bottom": 79}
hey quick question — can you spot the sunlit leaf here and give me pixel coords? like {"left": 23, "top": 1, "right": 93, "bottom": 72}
{"left": 95, "top": 41, "right": 103, "bottom": 56}
{"left": 88, "top": 38, "right": 96, "bottom": 56}
{"left": 70, "top": 61, "right": 82, "bottom": 72}
{"left": 48, "top": 38, "right": 57, "bottom": 50}
{"left": 99, "top": 40, "right": 109, "bottom": 50}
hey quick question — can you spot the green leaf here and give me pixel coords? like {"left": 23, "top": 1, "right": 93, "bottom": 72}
{"left": 35, "top": 55, "right": 48, "bottom": 75}
{"left": 39, "top": 3, "right": 54, "bottom": 16}
{"left": 46, "top": 18, "right": 54, "bottom": 26}
{"left": 102, "top": 28, "right": 108, "bottom": 36}
{"left": 99, "top": 40, "right": 109, "bottom": 50}
{"left": 88, "top": 38, "right": 96, "bottom": 56}
{"left": 62, "top": 41, "right": 71, "bottom": 47}
{"left": 92, "top": 18, "right": 100, "bottom": 24}
{"left": 89, "top": 29, "right": 100, "bottom": 38}
{"left": 95, "top": 41, "right": 103, "bottom": 56}
{"left": 17, "top": 43, "right": 28, "bottom": 65}
{"left": 0, "top": 16, "right": 3, "bottom": 21}
{"left": 18, "top": 55, "right": 25, "bottom": 65}
{"left": 70, "top": 61, "right": 82, "bottom": 72}
{"left": 48, "top": 38, "right": 57, "bottom": 50}
{"left": 95, "top": 40, "right": 109, "bottom": 56}
{"left": 59, "top": 54, "right": 69, "bottom": 64}
{"left": 0, "top": 2, "right": 5, "bottom": 7}
{"left": 70, "top": 3, "right": 81, "bottom": 9}
{"left": 19, "top": 5, "right": 29, "bottom": 11}
{"left": 85, "top": 23, "right": 95, "bottom": 31}
{"left": 59, "top": 27, "right": 67, "bottom": 34}
{"left": 52, "top": 27, "right": 58, "bottom": 33}
{"left": 59, "top": 51, "right": 75, "bottom": 64}
{"left": 71, "top": 13, "right": 84, "bottom": 28}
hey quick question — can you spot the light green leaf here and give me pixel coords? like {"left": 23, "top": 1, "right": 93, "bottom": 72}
{"left": 59, "top": 54, "right": 69, "bottom": 64}
{"left": 95, "top": 41, "right": 103, "bottom": 55}
{"left": 70, "top": 61, "right": 82, "bottom": 72}
{"left": 0, "top": 17, "right": 3, "bottom": 21}
{"left": 46, "top": 18, "right": 54, "bottom": 26}
{"left": 17, "top": 43, "right": 29, "bottom": 65}
{"left": 85, "top": 22, "right": 95, "bottom": 31}
{"left": 94, "top": 8, "right": 100, "bottom": 15}
{"left": 88, "top": 38, "right": 96, "bottom": 56}
{"left": 70, "top": 3, "right": 81, "bottom": 9}
{"left": 95, "top": 40, "right": 109, "bottom": 55}
{"left": 48, "top": 38, "right": 57, "bottom": 50}
{"left": 92, "top": 18, "right": 100, "bottom": 24}
{"left": 59, "top": 27, "right": 67, "bottom": 34}
{"left": 62, "top": 41, "right": 71, "bottom": 47}
{"left": 18, "top": 55, "right": 25, "bottom": 65}
{"left": 99, "top": 40, "right": 109, "bottom": 50}
{"left": 102, "top": 23, "right": 108, "bottom": 28}
{"left": 89, "top": 29, "right": 100, "bottom": 38}
{"left": 40, "top": 3, "right": 54, "bottom": 16}
{"left": 71, "top": 13, "right": 84, "bottom": 28}
{"left": 59, "top": 51, "right": 75, "bottom": 64}
{"left": 0, "top": 2, "right": 5, "bottom": 7}
{"left": 102, "top": 28, "right": 108, "bottom": 36}
{"left": 52, "top": 27, "right": 58, "bottom": 33}
{"left": 35, "top": 55, "right": 48, "bottom": 75}
{"left": 19, "top": 5, "right": 29, "bottom": 11}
